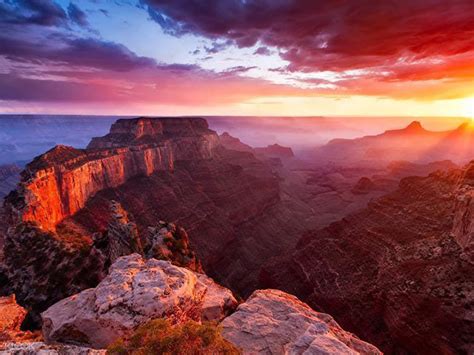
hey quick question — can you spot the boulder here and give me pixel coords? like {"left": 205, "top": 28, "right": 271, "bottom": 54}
{"left": 222, "top": 289, "right": 381, "bottom": 355}
{"left": 0, "top": 296, "right": 26, "bottom": 334}
{"left": 41, "top": 254, "right": 237, "bottom": 348}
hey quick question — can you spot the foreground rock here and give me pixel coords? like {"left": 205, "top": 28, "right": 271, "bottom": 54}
{"left": 0, "top": 342, "right": 105, "bottom": 354}
{"left": 0, "top": 296, "right": 28, "bottom": 344}
{"left": 222, "top": 289, "right": 381, "bottom": 355}
{"left": 42, "top": 254, "right": 237, "bottom": 348}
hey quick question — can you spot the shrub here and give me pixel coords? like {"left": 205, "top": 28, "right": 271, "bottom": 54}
{"left": 107, "top": 319, "right": 240, "bottom": 355}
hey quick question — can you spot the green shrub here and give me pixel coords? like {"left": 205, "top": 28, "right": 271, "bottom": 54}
{"left": 107, "top": 319, "right": 240, "bottom": 355}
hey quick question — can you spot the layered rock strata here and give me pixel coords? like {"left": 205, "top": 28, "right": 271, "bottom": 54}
{"left": 5, "top": 117, "right": 219, "bottom": 232}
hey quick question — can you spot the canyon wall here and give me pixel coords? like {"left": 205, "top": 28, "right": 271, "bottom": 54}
{"left": 5, "top": 117, "right": 219, "bottom": 232}
{"left": 261, "top": 162, "right": 474, "bottom": 354}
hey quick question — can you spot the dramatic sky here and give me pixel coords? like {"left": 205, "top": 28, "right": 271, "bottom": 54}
{"left": 0, "top": 0, "right": 473, "bottom": 117}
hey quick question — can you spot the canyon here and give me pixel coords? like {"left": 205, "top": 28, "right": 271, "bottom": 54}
{"left": 0, "top": 116, "right": 472, "bottom": 354}
{"left": 261, "top": 162, "right": 474, "bottom": 354}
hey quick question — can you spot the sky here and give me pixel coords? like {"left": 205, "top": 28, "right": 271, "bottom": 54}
{"left": 0, "top": 0, "right": 473, "bottom": 118}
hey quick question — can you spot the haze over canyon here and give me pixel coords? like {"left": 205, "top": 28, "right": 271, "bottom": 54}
{"left": 1, "top": 0, "right": 473, "bottom": 354}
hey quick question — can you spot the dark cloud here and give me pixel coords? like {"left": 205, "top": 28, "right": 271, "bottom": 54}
{"left": 0, "top": 73, "right": 116, "bottom": 101}
{"left": 67, "top": 3, "right": 89, "bottom": 27}
{"left": 0, "top": 0, "right": 67, "bottom": 26}
{"left": 254, "top": 47, "right": 271, "bottom": 56}
{"left": 0, "top": 34, "right": 156, "bottom": 72}
{"left": 142, "top": 0, "right": 474, "bottom": 72}
{"left": 222, "top": 66, "right": 257, "bottom": 75}
{"left": 204, "top": 40, "right": 232, "bottom": 54}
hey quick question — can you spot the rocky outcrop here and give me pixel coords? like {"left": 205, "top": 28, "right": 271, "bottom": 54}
{"left": 102, "top": 200, "right": 142, "bottom": 263}
{"left": 255, "top": 144, "right": 294, "bottom": 159}
{"left": 2, "top": 223, "right": 107, "bottom": 327}
{"left": 351, "top": 177, "right": 375, "bottom": 195}
{"left": 41, "top": 254, "right": 237, "bottom": 349}
{"left": 0, "top": 342, "right": 105, "bottom": 354}
{"left": 144, "top": 221, "right": 202, "bottom": 272}
{"left": 451, "top": 163, "right": 474, "bottom": 259}
{"left": 261, "top": 162, "right": 474, "bottom": 354}
{"left": 5, "top": 117, "right": 220, "bottom": 232}
{"left": 219, "top": 132, "right": 254, "bottom": 153}
{"left": 222, "top": 289, "right": 381, "bottom": 355}
{"left": 0, "top": 295, "right": 39, "bottom": 344}
{"left": 0, "top": 296, "right": 26, "bottom": 338}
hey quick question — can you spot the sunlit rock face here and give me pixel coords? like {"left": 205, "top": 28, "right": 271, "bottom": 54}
{"left": 41, "top": 254, "right": 237, "bottom": 349}
{"left": 222, "top": 289, "right": 381, "bottom": 355}
{"left": 5, "top": 117, "right": 220, "bottom": 232}
{"left": 261, "top": 162, "right": 474, "bottom": 354}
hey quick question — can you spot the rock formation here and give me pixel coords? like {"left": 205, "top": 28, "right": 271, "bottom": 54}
{"left": 219, "top": 132, "right": 254, "bottom": 153}
{"left": 5, "top": 118, "right": 220, "bottom": 232}
{"left": 144, "top": 221, "right": 202, "bottom": 272}
{"left": 222, "top": 289, "right": 381, "bottom": 355}
{"left": 312, "top": 121, "right": 474, "bottom": 166}
{"left": 0, "top": 296, "right": 26, "bottom": 340}
{"left": 261, "top": 162, "right": 474, "bottom": 354}
{"left": 255, "top": 144, "right": 294, "bottom": 159}
{"left": 101, "top": 200, "right": 143, "bottom": 263}
{"left": 1, "top": 117, "right": 275, "bottom": 318}
{"left": 42, "top": 254, "right": 237, "bottom": 349}
{"left": 40, "top": 255, "right": 380, "bottom": 353}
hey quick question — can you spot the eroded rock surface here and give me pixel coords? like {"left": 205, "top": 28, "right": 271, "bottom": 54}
{"left": 222, "top": 289, "right": 381, "bottom": 355}
{"left": 0, "top": 296, "right": 26, "bottom": 340}
{"left": 0, "top": 342, "right": 105, "bottom": 354}
{"left": 42, "top": 254, "right": 237, "bottom": 348}
{"left": 262, "top": 162, "right": 474, "bottom": 354}
{"left": 0, "top": 296, "right": 39, "bottom": 345}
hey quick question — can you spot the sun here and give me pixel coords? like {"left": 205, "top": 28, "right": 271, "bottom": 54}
{"left": 464, "top": 97, "right": 474, "bottom": 120}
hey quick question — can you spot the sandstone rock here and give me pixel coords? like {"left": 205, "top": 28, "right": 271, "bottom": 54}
{"left": 0, "top": 295, "right": 39, "bottom": 344}
{"left": 42, "top": 254, "right": 237, "bottom": 348}
{"left": 5, "top": 117, "right": 220, "bottom": 232}
{"left": 255, "top": 144, "right": 294, "bottom": 159}
{"left": 105, "top": 200, "right": 142, "bottom": 263}
{"left": 197, "top": 274, "right": 238, "bottom": 322}
{"left": 0, "top": 295, "right": 26, "bottom": 334}
{"left": 219, "top": 132, "right": 254, "bottom": 153}
{"left": 0, "top": 342, "right": 105, "bottom": 354}
{"left": 145, "top": 221, "right": 202, "bottom": 272}
{"left": 222, "top": 289, "right": 381, "bottom": 355}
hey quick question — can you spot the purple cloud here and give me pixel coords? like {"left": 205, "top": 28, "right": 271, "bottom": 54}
{"left": 67, "top": 3, "right": 89, "bottom": 27}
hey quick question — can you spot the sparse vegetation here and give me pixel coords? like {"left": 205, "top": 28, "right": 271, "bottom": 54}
{"left": 107, "top": 319, "right": 240, "bottom": 355}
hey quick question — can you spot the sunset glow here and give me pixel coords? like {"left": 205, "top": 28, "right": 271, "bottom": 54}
{"left": 0, "top": 1, "right": 473, "bottom": 121}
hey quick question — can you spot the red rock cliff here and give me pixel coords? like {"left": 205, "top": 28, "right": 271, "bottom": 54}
{"left": 6, "top": 117, "right": 219, "bottom": 232}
